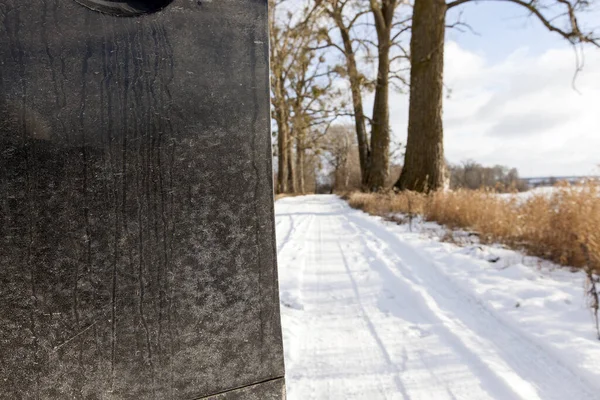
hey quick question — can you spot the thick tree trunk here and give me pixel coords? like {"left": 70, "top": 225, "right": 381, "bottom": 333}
{"left": 365, "top": 0, "right": 397, "bottom": 192}
{"left": 337, "top": 22, "right": 370, "bottom": 189}
{"left": 366, "top": 35, "right": 391, "bottom": 191}
{"left": 394, "top": 0, "right": 447, "bottom": 193}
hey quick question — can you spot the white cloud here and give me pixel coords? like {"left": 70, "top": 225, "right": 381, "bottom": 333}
{"left": 389, "top": 41, "right": 600, "bottom": 177}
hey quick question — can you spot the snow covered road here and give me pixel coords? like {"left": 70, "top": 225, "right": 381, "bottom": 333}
{"left": 276, "top": 195, "right": 600, "bottom": 400}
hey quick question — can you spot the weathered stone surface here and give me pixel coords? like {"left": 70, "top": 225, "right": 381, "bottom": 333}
{"left": 0, "top": 1, "right": 285, "bottom": 399}
{"left": 201, "top": 378, "right": 286, "bottom": 400}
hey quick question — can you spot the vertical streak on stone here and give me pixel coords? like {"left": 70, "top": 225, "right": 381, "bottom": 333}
{"left": 49, "top": 0, "right": 68, "bottom": 145}
{"left": 41, "top": 1, "right": 58, "bottom": 108}
{"left": 155, "top": 23, "right": 176, "bottom": 398}
{"left": 11, "top": 6, "right": 41, "bottom": 397}
{"left": 148, "top": 21, "right": 164, "bottom": 357}
{"left": 107, "top": 18, "right": 120, "bottom": 389}
{"left": 123, "top": 25, "right": 140, "bottom": 379}
{"left": 76, "top": 7, "right": 93, "bottom": 334}
{"left": 134, "top": 23, "right": 157, "bottom": 397}
{"left": 248, "top": 5, "right": 265, "bottom": 355}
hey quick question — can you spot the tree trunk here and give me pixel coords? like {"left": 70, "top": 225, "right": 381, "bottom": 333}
{"left": 366, "top": 30, "right": 391, "bottom": 191}
{"left": 344, "top": 166, "right": 350, "bottom": 188}
{"left": 297, "top": 148, "right": 305, "bottom": 194}
{"left": 275, "top": 111, "right": 289, "bottom": 194}
{"left": 274, "top": 79, "right": 289, "bottom": 194}
{"left": 296, "top": 131, "right": 305, "bottom": 194}
{"left": 287, "top": 140, "right": 297, "bottom": 193}
{"left": 337, "top": 21, "right": 370, "bottom": 189}
{"left": 395, "top": 0, "right": 447, "bottom": 193}
{"left": 314, "top": 165, "right": 319, "bottom": 193}
{"left": 293, "top": 113, "right": 306, "bottom": 194}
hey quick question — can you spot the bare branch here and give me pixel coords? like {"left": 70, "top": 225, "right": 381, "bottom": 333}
{"left": 446, "top": 0, "right": 475, "bottom": 9}
{"left": 481, "top": 0, "right": 599, "bottom": 47}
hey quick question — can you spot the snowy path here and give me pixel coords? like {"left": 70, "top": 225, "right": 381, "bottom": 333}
{"left": 276, "top": 195, "right": 600, "bottom": 400}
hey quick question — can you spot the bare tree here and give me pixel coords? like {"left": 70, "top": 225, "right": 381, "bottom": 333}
{"left": 316, "top": 0, "right": 372, "bottom": 188}
{"left": 270, "top": 0, "right": 333, "bottom": 194}
{"left": 323, "top": 125, "right": 360, "bottom": 190}
{"left": 367, "top": 0, "right": 408, "bottom": 191}
{"left": 269, "top": 0, "right": 294, "bottom": 193}
{"left": 288, "top": 46, "right": 338, "bottom": 194}
{"left": 395, "top": 0, "right": 599, "bottom": 193}
{"left": 448, "top": 160, "right": 528, "bottom": 191}
{"left": 316, "top": 0, "right": 410, "bottom": 191}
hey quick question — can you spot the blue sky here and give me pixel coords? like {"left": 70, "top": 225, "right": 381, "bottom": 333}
{"left": 448, "top": 3, "right": 562, "bottom": 61}
{"left": 280, "top": 0, "right": 600, "bottom": 177}
{"left": 387, "top": 3, "right": 600, "bottom": 178}
{"left": 447, "top": 2, "right": 600, "bottom": 60}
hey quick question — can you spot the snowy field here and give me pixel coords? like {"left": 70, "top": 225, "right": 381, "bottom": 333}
{"left": 496, "top": 185, "right": 597, "bottom": 203}
{"left": 276, "top": 195, "right": 600, "bottom": 399}
{"left": 496, "top": 186, "right": 560, "bottom": 202}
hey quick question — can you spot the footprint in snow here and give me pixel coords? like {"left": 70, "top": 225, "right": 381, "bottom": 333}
{"left": 406, "top": 325, "right": 432, "bottom": 338}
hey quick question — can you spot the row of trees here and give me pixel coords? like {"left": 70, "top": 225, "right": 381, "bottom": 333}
{"left": 322, "top": 124, "right": 403, "bottom": 192}
{"left": 270, "top": 0, "right": 598, "bottom": 194}
{"left": 448, "top": 161, "right": 528, "bottom": 191}
{"left": 322, "top": 128, "right": 528, "bottom": 192}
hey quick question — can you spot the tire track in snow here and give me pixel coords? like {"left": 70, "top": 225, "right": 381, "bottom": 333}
{"left": 337, "top": 241, "right": 409, "bottom": 400}
{"left": 280, "top": 201, "right": 401, "bottom": 398}
{"left": 341, "top": 214, "right": 530, "bottom": 399}
{"left": 342, "top": 205, "right": 598, "bottom": 400}
{"left": 277, "top": 195, "right": 599, "bottom": 399}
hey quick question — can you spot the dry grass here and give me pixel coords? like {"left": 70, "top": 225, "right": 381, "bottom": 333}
{"left": 347, "top": 182, "right": 600, "bottom": 336}
{"left": 345, "top": 182, "right": 600, "bottom": 274}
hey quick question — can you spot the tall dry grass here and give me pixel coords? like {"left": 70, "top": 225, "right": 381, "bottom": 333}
{"left": 346, "top": 182, "right": 600, "bottom": 273}
{"left": 346, "top": 182, "right": 600, "bottom": 336}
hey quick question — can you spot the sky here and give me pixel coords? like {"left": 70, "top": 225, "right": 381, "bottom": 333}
{"left": 387, "top": 3, "right": 600, "bottom": 178}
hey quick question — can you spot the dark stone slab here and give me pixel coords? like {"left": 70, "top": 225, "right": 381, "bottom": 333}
{"left": 0, "top": 0, "right": 285, "bottom": 399}
{"left": 201, "top": 378, "right": 286, "bottom": 400}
